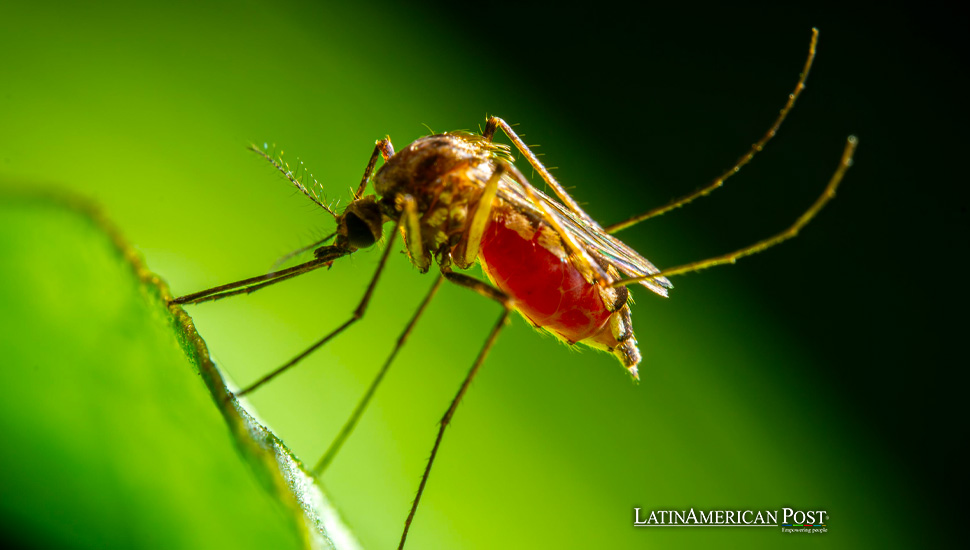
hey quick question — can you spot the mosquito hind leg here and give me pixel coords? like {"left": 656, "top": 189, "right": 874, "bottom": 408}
{"left": 501, "top": 160, "right": 612, "bottom": 286}
{"left": 313, "top": 274, "right": 444, "bottom": 476}
{"left": 612, "top": 135, "right": 857, "bottom": 287}
{"left": 397, "top": 270, "right": 511, "bottom": 550}
{"left": 605, "top": 28, "right": 820, "bottom": 233}
{"left": 483, "top": 116, "right": 597, "bottom": 226}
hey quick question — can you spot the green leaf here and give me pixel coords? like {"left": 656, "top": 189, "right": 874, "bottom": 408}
{"left": 0, "top": 190, "right": 359, "bottom": 550}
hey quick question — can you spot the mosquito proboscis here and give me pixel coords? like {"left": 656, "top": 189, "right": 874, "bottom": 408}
{"left": 170, "top": 28, "right": 855, "bottom": 549}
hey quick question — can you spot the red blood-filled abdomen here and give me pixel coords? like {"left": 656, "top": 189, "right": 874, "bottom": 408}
{"left": 477, "top": 216, "right": 611, "bottom": 344}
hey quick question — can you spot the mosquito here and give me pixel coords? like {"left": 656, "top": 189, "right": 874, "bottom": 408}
{"left": 170, "top": 28, "right": 855, "bottom": 549}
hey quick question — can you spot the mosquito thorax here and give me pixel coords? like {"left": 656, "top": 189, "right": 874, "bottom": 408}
{"left": 335, "top": 195, "right": 385, "bottom": 250}
{"left": 373, "top": 133, "right": 504, "bottom": 262}
{"left": 374, "top": 134, "right": 493, "bottom": 199}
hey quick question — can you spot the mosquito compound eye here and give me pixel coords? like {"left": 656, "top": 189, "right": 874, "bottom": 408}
{"left": 339, "top": 196, "right": 385, "bottom": 250}
{"left": 344, "top": 211, "right": 378, "bottom": 248}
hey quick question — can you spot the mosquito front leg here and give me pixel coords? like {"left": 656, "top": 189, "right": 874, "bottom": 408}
{"left": 169, "top": 245, "right": 350, "bottom": 306}
{"left": 398, "top": 269, "right": 511, "bottom": 550}
{"left": 313, "top": 274, "right": 444, "bottom": 476}
{"left": 235, "top": 225, "right": 401, "bottom": 397}
{"left": 174, "top": 138, "right": 388, "bottom": 305}
{"left": 605, "top": 28, "right": 820, "bottom": 233}
{"left": 483, "top": 116, "right": 598, "bottom": 226}
{"left": 313, "top": 194, "right": 442, "bottom": 474}
{"left": 613, "top": 135, "right": 857, "bottom": 287}
{"left": 354, "top": 137, "right": 395, "bottom": 200}
{"left": 313, "top": 193, "right": 437, "bottom": 468}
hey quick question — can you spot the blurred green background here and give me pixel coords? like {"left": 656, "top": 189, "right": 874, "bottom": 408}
{"left": 1, "top": 0, "right": 964, "bottom": 548}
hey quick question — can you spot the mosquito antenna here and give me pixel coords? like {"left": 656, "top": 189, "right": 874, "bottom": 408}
{"left": 606, "top": 28, "right": 820, "bottom": 234}
{"left": 271, "top": 231, "right": 338, "bottom": 269}
{"left": 612, "top": 135, "right": 856, "bottom": 288}
{"left": 248, "top": 144, "right": 339, "bottom": 220}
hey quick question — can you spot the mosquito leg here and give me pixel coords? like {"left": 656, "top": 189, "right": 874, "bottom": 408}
{"left": 353, "top": 137, "right": 396, "bottom": 200}
{"left": 176, "top": 133, "right": 392, "bottom": 306}
{"left": 169, "top": 246, "right": 350, "bottom": 306}
{"left": 311, "top": 195, "right": 436, "bottom": 471}
{"left": 397, "top": 311, "right": 509, "bottom": 550}
{"left": 235, "top": 226, "right": 401, "bottom": 398}
{"left": 483, "top": 116, "right": 597, "bottom": 226}
{"left": 454, "top": 164, "right": 503, "bottom": 268}
{"left": 612, "top": 135, "right": 857, "bottom": 288}
{"left": 440, "top": 269, "right": 510, "bottom": 305}
{"left": 176, "top": 258, "right": 323, "bottom": 305}
{"left": 313, "top": 274, "right": 444, "bottom": 476}
{"left": 396, "top": 269, "right": 510, "bottom": 549}
{"left": 605, "top": 28, "right": 820, "bottom": 233}
{"left": 401, "top": 194, "right": 431, "bottom": 272}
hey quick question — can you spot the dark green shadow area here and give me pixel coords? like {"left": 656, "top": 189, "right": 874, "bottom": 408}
{"left": 0, "top": 191, "right": 356, "bottom": 550}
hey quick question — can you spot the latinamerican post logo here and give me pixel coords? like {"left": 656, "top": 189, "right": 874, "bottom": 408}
{"left": 633, "top": 507, "right": 828, "bottom": 533}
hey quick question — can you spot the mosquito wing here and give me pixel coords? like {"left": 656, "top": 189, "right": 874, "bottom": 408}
{"left": 494, "top": 172, "right": 673, "bottom": 297}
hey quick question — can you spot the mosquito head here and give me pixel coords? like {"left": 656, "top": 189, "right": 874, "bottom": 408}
{"left": 335, "top": 195, "right": 385, "bottom": 250}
